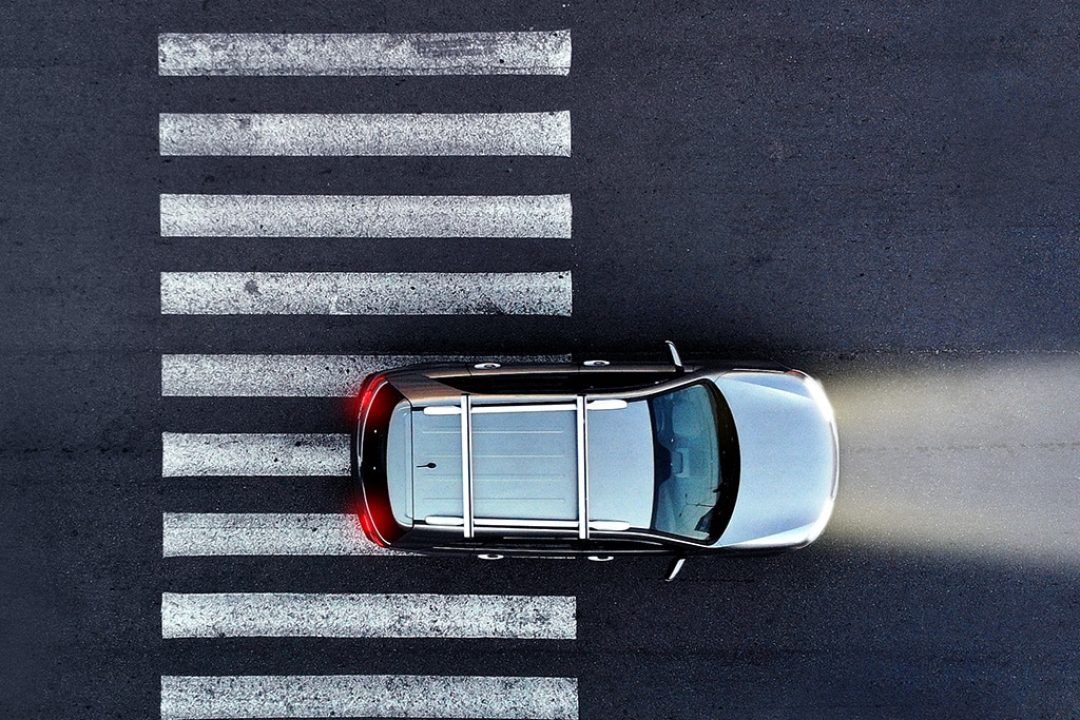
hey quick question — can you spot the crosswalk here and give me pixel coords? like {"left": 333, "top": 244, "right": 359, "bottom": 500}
{"left": 159, "top": 17, "right": 578, "bottom": 720}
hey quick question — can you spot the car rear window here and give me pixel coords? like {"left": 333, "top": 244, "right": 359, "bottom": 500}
{"left": 411, "top": 410, "right": 464, "bottom": 519}
{"left": 385, "top": 402, "right": 412, "bottom": 526}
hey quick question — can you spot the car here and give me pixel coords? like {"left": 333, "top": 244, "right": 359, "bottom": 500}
{"left": 353, "top": 342, "right": 838, "bottom": 580}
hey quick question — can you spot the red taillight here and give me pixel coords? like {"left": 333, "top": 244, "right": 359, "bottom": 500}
{"left": 359, "top": 378, "right": 378, "bottom": 410}
{"left": 356, "top": 507, "right": 389, "bottom": 548}
{"left": 349, "top": 374, "right": 384, "bottom": 421}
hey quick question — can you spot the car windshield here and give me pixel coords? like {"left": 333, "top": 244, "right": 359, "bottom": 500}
{"left": 648, "top": 382, "right": 739, "bottom": 542}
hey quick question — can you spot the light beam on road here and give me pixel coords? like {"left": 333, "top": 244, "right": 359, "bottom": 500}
{"left": 821, "top": 353, "right": 1080, "bottom": 566}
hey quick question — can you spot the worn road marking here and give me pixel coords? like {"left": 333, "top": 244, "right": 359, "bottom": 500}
{"left": 160, "top": 194, "right": 572, "bottom": 238}
{"left": 162, "top": 513, "right": 395, "bottom": 557}
{"left": 162, "top": 593, "right": 577, "bottom": 639}
{"left": 162, "top": 433, "right": 349, "bottom": 477}
{"left": 161, "top": 675, "right": 579, "bottom": 720}
{"left": 160, "top": 112, "right": 571, "bottom": 156}
{"left": 160, "top": 271, "right": 573, "bottom": 316}
{"left": 159, "top": 31, "right": 571, "bottom": 76}
{"left": 161, "top": 354, "right": 572, "bottom": 397}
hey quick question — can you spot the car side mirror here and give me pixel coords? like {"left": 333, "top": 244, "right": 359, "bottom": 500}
{"left": 663, "top": 556, "right": 687, "bottom": 582}
{"left": 665, "top": 340, "right": 684, "bottom": 372}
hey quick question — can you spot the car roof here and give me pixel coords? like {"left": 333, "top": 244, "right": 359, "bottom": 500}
{"left": 414, "top": 396, "right": 593, "bottom": 539}
{"left": 382, "top": 363, "right": 739, "bottom": 547}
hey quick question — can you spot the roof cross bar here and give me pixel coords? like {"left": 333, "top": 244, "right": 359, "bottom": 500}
{"left": 460, "top": 395, "right": 474, "bottom": 538}
{"left": 576, "top": 396, "right": 589, "bottom": 540}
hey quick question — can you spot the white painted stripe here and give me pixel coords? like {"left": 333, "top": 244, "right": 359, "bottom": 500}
{"left": 161, "top": 354, "right": 572, "bottom": 397}
{"left": 162, "top": 513, "right": 394, "bottom": 557}
{"left": 162, "top": 433, "right": 348, "bottom": 477}
{"left": 161, "top": 593, "right": 576, "bottom": 639}
{"left": 158, "top": 31, "right": 571, "bottom": 76}
{"left": 162, "top": 514, "right": 578, "bottom": 558}
{"left": 160, "top": 112, "right": 571, "bottom": 157}
{"left": 160, "top": 194, "right": 572, "bottom": 238}
{"left": 160, "top": 272, "right": 573, "bottom": 316}
{"left": 161, "top": 675, "right": 578, "bottom": 720}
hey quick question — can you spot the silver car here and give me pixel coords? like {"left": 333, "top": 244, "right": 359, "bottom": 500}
{"left": 354, "top": 342, "right": 838, "bottom": 580}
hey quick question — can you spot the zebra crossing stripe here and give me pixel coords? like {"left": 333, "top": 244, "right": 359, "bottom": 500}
{"left": 160, "top": 112, "right": 571, "bottom": 157}
{"left": 161, "top": 354, "right": 572, "bottom": 397}
{"left": 161, "top": 675, "right": 579, "bottom": 720}
{"left": 162, "top": 433, "right": 349, "bottom": 477}
{"left": 160, "top": 194, "right": 572, "bottom": 238}
{"left": 159, "top": 31, "right": 571, "bottom": 76}
{"left": 159, "top": 272, "right": 573, "bottom": 316}
{"left": 162, "top": 513, "right": 393, "bottom": 557}
{"left": 162, "top": 592, "right": 576, "bottom": 639}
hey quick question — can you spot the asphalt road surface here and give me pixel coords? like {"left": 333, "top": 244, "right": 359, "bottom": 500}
{"left": 3, "top": 1, "right": 1078, "bottom": 718}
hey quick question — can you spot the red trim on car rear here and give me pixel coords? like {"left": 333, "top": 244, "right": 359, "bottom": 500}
{"left": 356, "top": 505, "right": 389, "bottom": 548}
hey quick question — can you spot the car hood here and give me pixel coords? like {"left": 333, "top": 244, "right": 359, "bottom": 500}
{"left": 710, "top": 371, "right": 838, "bottom": 548}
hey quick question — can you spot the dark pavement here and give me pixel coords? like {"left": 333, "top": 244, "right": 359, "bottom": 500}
{"left": 2, "top": 1, "right": 1078, "bottom": 718}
